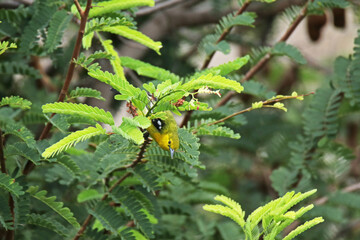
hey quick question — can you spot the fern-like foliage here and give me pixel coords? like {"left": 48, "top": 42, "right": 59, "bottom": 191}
{"left": 0, "top": 96, "right": 31, "bottom": 110}
{"left": 72, "top": 0, "right": 155, "bottom": 19}
{"left": 2, "top": 122, "right": 36, "bottom": 148}
{"left": 189, "top": 56, "right": 250, "bottom": 80}
{"left": 0, "top": 41, "right": 17, "bottom": 55}
{"left": 101, "top": 26, "right": 162, "bottom": 54}
{"left": 42, "top": 124, "right": 106, "bottom": 158}
{"left": 204, "top": 189, "right": 324, "bottom": 240}
{"left": 99, "top": 38, "right": 125, "bottom": 79}
{"left": 83, "top": 16, "right": 134, "bottom": 49}
{"left": 27, "top": 186, "right": 80, "bottom": 228}
{"left": 145, "top": 129, "right": 202, "bottom": 178}
{"left": 271, "top": 42, "right": 307, "bottom": 64}
{"left": 0, "top": 62, "right": 40, "bottom": 78}
{"left": 19, "top": 0, "right": 57, "bottom": 52}
{"left": 333, "top": 29, "right": 360, "bottom": 106}
{"left": 0, "top": 5, "right": 28, "bottom": 28}
{"left": 120, "top": 56, "right": 181, "bottom": 83}
{"left": 199, "top": 12, "right": 255, "bottom": 55}
{"left": 73, "top": 50, "right": 113, "bottom": 71}
{"left": 88, "top": 202, "right": 126, "bottom": 234}
{"left": 42, "top": 102, "right": 114, "bottom": 125}
{"left": 188, "top": 118, "right": 240, "bottom": 139}
{"left": 27, "top": 213, "right": 68, "bottom": 237}
{"left": 130, "top": 165, "right": 161, "bottom": 191}
{"left": 242, "top": 80, "right": 276, "bottom": 99}
{"left": 0, "top": 193, "right": 13, "bottom": 230}
{"left": 308, "top": 0, "right": 349, "bottom": 14}
{"left": 110, "top": 186, "right": 155, "bottom": 238}
{"left": 0, "top": 173, "right": 24, "bottom": 198}
{"left": 44, "top": 9, "right": 72, "bottom": 53}
{"left": 69, "top": 87, "right": 105, "bottom": 101}
{"left": 112, "top": 116, "right": 151, "bottom": 145}
{"left": 281, "top": 5, "right": 302, "bottom": 24}
{"left": 13, "top": 192, "right": 30, "bottom": 229}
{"left": 249, "top": 45, "right": 272, "bottom": 66}
{"left": 5, "top": 142, "right": 40, "bottom": 164}
{"left": 88, "top": 69, "right": 140, "bottom": 99}
{"left": 181, "top": 73, "right": 244, "bottom": 93}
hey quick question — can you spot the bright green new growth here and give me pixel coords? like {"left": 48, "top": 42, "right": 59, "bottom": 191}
{"left": 101, "top": 26, "right": 163, "bottom": 55}
{"left": 0, "top": 96, "right": 32, "bottom": 110}
{"left": 42, "top": 124, "right": 106, "bottom": 158}
{"left": 42, "top": 102, "right": 114, "bottom": 125}
{"left": 203, "top": 189, "right": 324, "bottom": 240}
{"left": 0, "top": 41, "right": 17, "bottom": 55}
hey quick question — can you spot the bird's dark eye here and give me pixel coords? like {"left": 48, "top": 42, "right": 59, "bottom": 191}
{"left": 152, "top": 118, "right": 164, "bottom": 131}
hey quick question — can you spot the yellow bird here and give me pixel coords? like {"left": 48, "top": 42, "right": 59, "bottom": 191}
{"left": 147, "top": 111, "right": 179, "bottom": 158}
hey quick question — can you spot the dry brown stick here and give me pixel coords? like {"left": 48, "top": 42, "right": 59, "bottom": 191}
{"left": 179, "top": 0, "right": 251, "bottom": 128}
{"left": 216, "top": 2, "right": 309, "bottom": 108}
{"left": 73, "top": 138, "right": 151, "bottom": 240}
{"left": 23, "top": 0, "right": 93, "bottom": 175}
{"left": 0, "top": 130, "right": 6, "bottom": 174}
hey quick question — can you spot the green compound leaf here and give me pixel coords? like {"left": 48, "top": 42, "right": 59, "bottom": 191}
{"left": 120, "top": 56, "right": 180, "bottom": 83}
{"left": 27, "top": 186, "right": 80, "bottom": 228}
{"left": 0, "top": 173, "right": 24, "bottom": 198}
{"left": 89, "top": 202, "right": 126, "bottom": 234}
{"left": 112, "top": 119, "right": 144, "bottom": 145}
{"left": 42, "top": 102, "right": 114, "bottom": 125}
{"left": 44, "top": 9, "right": 72, "bottom": 53}
{"left": 110, "top": 186, "right": 154, "bottom": 238}
{"left": 72, "top": 0, "right": 155, "bottom": 19}
{"left": 101, "top": 26, "right": 162, "bottom": 55}
{"left": 27, "top": 213, "right": 68, "bottom": 238}
{"left": 69, "top": 87, "right": 105, "bottom": 101}
{"left": 272, "top": 42, "right": 307, "bottom": 64}
{"left": 99, "top": 38, "right": 126, "bottom": 80}
{"left": 181, "top": 73, "right": 244, "bottom": 93}
{"left": 0, "top": 96, "right": 31, "bottom": 110}
{"left": 42, "top": 124, "right": 106, "bottom": 158}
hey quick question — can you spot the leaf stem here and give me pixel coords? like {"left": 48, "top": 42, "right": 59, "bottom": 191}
{"left": 23, "top": 0, "right": 93, "bottom": 175}
{"left": 198, "top": 93, "right": 313, "bottom": 129}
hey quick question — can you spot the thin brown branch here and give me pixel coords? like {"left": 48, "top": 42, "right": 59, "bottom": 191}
{"left": 5, "top": 195, "right": 14, "bottom": 240}
{"left": 73, "top": 138, "right": 151, "bottom": 240}
{"left": 179, "top": 0, "right": 251, "bottom": 128}
{"left": 0, "top": 130, "right": 6, "bottom": 174}
{"left": 23, "top": 0, "right": 93, "bottom": 175}
{"left": 192, "top": 93, "right": 313, "bottom": 133}
{"left": 201, "top": 0, "right": 251, "bottom": 70}
{"left": 216, "top": 1, "right": 310, "bottom": 108}
{"left": 74, "top": 0, "right": 84, "bottom": 16}
{"left": 30, "top": 56, "right": 57, "bottom": 92}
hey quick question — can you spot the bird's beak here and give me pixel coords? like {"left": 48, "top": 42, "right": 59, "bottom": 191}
{"left": 169, "top": 147, "right": 175, "bottom": 159}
